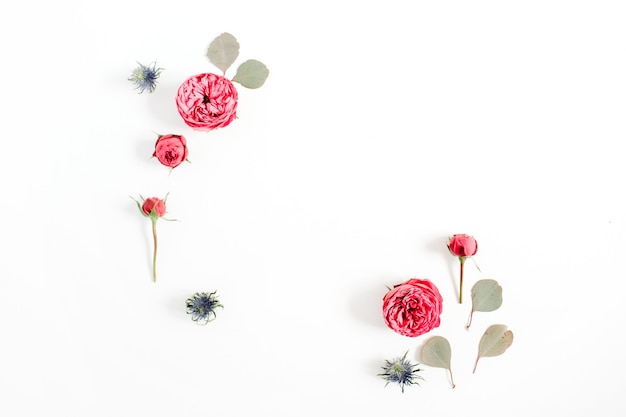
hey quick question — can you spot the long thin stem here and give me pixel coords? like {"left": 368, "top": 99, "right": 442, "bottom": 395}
{"left": 152, "top": 221, "right": 158, "bottom": 283}
{"left": 448, "top": 368, "right": 456, "bottom": 388}
{"left": 473, "top": 356, "right": 480, "bottom": 373}
{"left": 459, "top": 258, "right": 465, "bottom": 303}
{"left": 466, "top": 309, "right": 474, "bottom": 329}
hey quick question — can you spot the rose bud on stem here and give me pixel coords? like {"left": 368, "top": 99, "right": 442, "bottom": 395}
{"left": 130, "top": 194, "right": 177, "bottom": 282}
{"left": 447, "top": 234, "right": 478, "bottom": 303}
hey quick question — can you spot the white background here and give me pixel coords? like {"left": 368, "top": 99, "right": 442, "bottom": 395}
{"left": 1, "top": 1, "right": 625, "bottom": 416}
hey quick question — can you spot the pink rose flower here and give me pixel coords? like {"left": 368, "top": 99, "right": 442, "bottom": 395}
{"left": 382, "top": 278, "right": 443, "bottom": 337}
{"left": 447, "top": 234, "right": 478, "bottom": 258}
{"left": 141, "top": 197, "right": 166, "bottom": 217}
{"left": 131, "top": 194, "right": 176, "bottom": 283}
{"left": 153, "top": 134, "right": 188, "bottom": 168}
{"left": 447, "top": 234, "right": 478, "bottom": 304}
{"left": 176, "top": 73, "right": 238, "bottom": 131}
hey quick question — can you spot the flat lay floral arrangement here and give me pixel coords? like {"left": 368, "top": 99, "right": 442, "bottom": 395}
{"left": 380, "top": 234, "right": 514, "bottom": 391}
{"left": 128, "top": 32, "right": 269, "bottom": 323}
{"left": 127, "top": 34, "right": 513, "bottom": 391}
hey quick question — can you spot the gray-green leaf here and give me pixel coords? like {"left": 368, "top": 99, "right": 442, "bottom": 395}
{"left": 473, "top": 324, "right": 514, "bottom": 373}
{"left": 207, "top": 32, "right": 240, "bottom": 74}
{"left": 421, "top": 336, "right": 455, "bottom": 388}
{"left": 467, "top": 279, "right": 503, "bottom": 328}
{"left": 232, "top": 59, "right": 269, "bottom": 89}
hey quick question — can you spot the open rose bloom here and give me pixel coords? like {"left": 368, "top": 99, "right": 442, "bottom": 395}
{"left": 176, "top": 73, "right": 238, "bottom": 131}
{"left": 153, "top": 134, "right": 188, "bottom": 168}
{"left": 382, "top": 278, "right": 443, "bottom": 337}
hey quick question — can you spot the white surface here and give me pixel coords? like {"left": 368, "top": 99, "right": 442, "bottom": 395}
{"left": 1, "top": 1, "right": 625, "bottom": 416}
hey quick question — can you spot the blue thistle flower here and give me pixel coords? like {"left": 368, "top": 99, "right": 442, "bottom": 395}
{"left": 379, "top": 351, "right": 424, "bottom": 392}
{"left": 128, "top": 62, "right": 163, "bottom": 93}
{"left": 186, "top": 291, "right": 223, "bottom": 325}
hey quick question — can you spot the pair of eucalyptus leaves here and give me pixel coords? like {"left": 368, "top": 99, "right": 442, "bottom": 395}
{"left": 420, "top": 279, "right": 514, "bottom": 388}
{"left": 207, "top": 32, "right": 269, "bottom": 88}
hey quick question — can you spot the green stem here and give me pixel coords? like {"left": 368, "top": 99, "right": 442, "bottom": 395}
{"left": 459, "top": 258, "right": 465, "bottom": 303}
{"left": 152, "top": 221, "right": 158, "bottom": 283}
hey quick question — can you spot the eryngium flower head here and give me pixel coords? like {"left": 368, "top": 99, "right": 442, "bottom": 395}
{"left": 379, "top": 351, "right": 424, "bottom": 392}
{"left": 129, "top": 62, "right": 163, "bottom": 93}
{"left": 186, "top": 291, "right": 223, "bottom": 325}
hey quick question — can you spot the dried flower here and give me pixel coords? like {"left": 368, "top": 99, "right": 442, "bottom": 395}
{"left": 379, "top": 351, "right": 424, "bottom": 392}
{"left": 129, "top": 62, "right": 163, "bottom": 93}
{"left": 186, "top": 291, "right": 223, "bottom": 325}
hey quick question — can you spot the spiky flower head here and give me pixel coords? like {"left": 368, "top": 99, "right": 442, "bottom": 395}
{"left": 129, "top": 62, "right": 163, "bottom": 93}
{"left": 186, "top": 291, "right": 223, "bottom": 325}
{"left": 379, "top": 351, "right": 424, "bottom": 392}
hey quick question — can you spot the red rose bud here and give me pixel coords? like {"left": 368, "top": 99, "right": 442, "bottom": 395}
{"left": 447, "top": 234, "right": 478, "bottom": 303}
{"left": 131, "top": 194, "right": 175, "bottom": 283}
{"left": 153, "top": 134, "right": 189, "bottom": 169}
{"left": 448, "top": 234, "right": 478, "bottom": 258}
{"left": 382, "top": 278, "right": 443, "bottom": 337}
{"left": 176, "top": 73, "right": 238, "bottom": 131}
{"left": 141, "top": 197, "right": 166, "bottom": 218}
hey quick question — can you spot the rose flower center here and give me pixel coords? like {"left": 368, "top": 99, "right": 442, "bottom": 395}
{"left": 165, "top": 150, "right": 178, "bottom": 162}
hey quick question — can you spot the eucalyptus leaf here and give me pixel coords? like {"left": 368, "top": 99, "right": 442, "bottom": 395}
{"left": 467, "top": 279, "right": 503, "bottom": 328}
{"left": 207, "top": 32, "right": 240, "bottom": 74}
{"left": 232, "top": 59, "right": 269, "bottom": 89}
{"left": 421, "top": 336, "right": 455, "bottom": 388}
{"left": 473, "top": 324, "right": 514, "bottom": 373}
